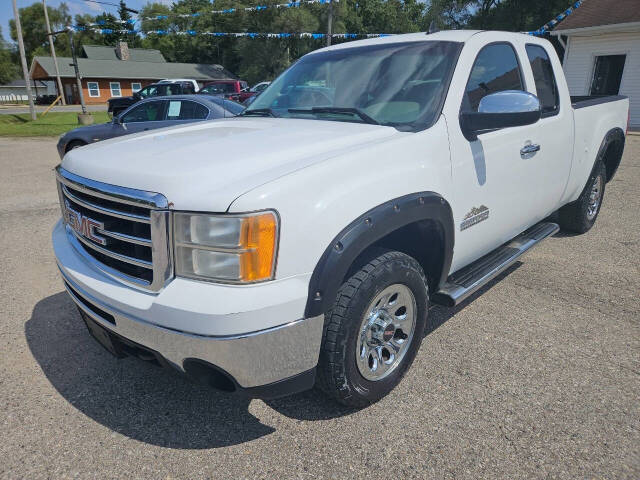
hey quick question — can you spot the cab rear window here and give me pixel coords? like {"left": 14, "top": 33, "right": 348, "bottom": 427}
{"left": 526, "top": 44, "right": 560, "bottom": 117}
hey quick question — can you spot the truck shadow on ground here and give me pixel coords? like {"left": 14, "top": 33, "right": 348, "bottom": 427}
{"left": 26, "top": 264, "right": 522, "bottom": 444}
{"left": 25, "top": 292, "right": 278, "bottom": 449}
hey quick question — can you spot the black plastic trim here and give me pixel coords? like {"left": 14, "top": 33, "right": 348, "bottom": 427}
{"left": 304, "top": 192, "right": 454, "bottom": 318}
{"left": 571, "top": 95, "right": 627, "bottom": 109}
{"left": 595, "top": 127, "right": 626, "bottom": 182}
{"left": 242, "top": 368, "right": 316, "bottom": 399}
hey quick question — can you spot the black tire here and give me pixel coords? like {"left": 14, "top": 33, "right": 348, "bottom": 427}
{"left": 316, "top": 250, "right": 428, "bottom": 407}
{"left": 65, "top": 140, "right": 86, "bottom": 153}
{"left": 558, "top": 160, "right": 606, "bottom": 234}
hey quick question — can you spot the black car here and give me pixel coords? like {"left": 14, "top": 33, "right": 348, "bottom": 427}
{"left": 107, "top": 81, "right": 197, "bottom": 117}
{"left": 58, "top": 95, "right": 244, "bottom": 159}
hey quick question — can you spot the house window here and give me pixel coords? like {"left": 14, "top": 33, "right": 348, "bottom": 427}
{"left": 109, "top": 82, "right": 122, "bottom": 97}
{"left": 87, "top": 82, "right": 100, "bottom": 98}
{"left": 131, "top": 82, "right": 142, "bottom": 93}
{"left": 590, "top": 55, "right": 626, "bottom": 96}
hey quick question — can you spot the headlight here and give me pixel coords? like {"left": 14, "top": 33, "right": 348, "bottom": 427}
{"left": 174, "top": 210, "right": 278, "bottom": 283}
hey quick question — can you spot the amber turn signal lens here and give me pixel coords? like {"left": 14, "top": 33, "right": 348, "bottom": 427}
{"left": 239, "top": 212, "right": 278, "bottom": 281}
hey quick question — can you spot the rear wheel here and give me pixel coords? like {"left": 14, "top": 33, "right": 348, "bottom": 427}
{"left": 316, "top": 250, "right": 428, "bottom": 407}
{"left": 558, "top": 160, "right": 606, "bottom": 234}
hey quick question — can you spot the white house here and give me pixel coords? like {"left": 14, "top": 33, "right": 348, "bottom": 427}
{"left": 552, "top": 0, "right": 639, "bottom": 128}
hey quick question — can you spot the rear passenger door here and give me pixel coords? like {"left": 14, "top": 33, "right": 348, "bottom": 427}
{"left": 522, "top": 43, "right": 573, "bottom": 213}
{"left": 163, "top": 99, "right": 210, "bottom": 126}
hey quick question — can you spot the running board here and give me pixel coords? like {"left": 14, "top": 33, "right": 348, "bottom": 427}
{"left": 432, "top": 222, "right": 559, "bottom": 307}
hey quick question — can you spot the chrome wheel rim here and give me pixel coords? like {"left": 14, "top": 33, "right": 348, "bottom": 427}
{"left": 356, "top": 284, "right": 417, "bottom": 381}
{"left": 587, "top": 176, "right": 602, "bottom": 220}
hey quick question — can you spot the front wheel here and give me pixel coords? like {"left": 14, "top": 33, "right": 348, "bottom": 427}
{"left": 316, "top": 250, "right": 428, "bottom": 407}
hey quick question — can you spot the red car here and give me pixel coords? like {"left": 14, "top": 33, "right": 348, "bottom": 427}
{"left": 198, "top": 80, "right": 255, "bottom": 102}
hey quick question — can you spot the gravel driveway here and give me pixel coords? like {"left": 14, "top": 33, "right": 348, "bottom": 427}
{"left": 0, "top": 136, "right": 638, "bottom": 479}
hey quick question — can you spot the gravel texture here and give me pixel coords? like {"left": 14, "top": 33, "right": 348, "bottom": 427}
{"left": 0, "top": 136, "right": 638, "bottom": 479}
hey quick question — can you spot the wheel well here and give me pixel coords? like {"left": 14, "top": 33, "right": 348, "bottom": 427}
{"left": 600, "top": 129, "right": 625, "bottom": 182}
{"left": 65, "top": 140, "right": 87, "bottom": 153}
{"left": 343, "top": 220, "right": 445, "bottom": 292}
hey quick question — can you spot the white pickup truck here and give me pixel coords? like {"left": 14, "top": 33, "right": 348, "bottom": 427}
{"left": 53, "top": 30, "right": 629, "bottom": 406}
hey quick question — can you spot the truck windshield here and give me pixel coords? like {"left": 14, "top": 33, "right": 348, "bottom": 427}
{"left": 245, "top": 41, "right": 460, "bottom": 131}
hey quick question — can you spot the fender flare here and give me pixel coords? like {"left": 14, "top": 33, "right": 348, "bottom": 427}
{"left": 304, "top": 192, "right": 455, "bottom": 318}
{"left": 596, "top": 127, "right": 625, "bottom": 182}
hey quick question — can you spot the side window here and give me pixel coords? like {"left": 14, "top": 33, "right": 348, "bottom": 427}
{"left": 526, "top": 44, "right": 560, "bottom": 116}
{"left": 122, "top": 101, "right": 165, "bottom": 123}
{"left": 166, "top": 100, "right": 209, "bottom": 120}
{"left": 166, "top": 84, "right": 181, "bottom": 96}
{"left": 463, "top": 43, "right": 524, "bottom": 112}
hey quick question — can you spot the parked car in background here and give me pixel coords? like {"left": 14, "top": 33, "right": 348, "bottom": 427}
{"left": 198, "top": 79, "right": 254, "bottom": 102}
{"left": 242, "top": 81, "right": 271, "bottom": 106}
{"left": 250, "top": 81, "right": 271, "bottom": 94}
{"left": 107, "top": 80, "right": 198, "bottom": 118}
{"left": 158, "top": 79, "right": 200, "bottom": 91}
{"left": 35, "top": 94, "right": 58, "bottom": 105}
{"left": 58, "top": 95, "right": 244, "bottom": 158}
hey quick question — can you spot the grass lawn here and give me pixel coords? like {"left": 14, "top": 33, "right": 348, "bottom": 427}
{"left": 0, "top": 112, "right": 110, "bottom": 137}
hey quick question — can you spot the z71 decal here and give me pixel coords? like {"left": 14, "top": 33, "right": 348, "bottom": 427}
{"left": 460, "top": 205, "right": 489, "bottom": 231}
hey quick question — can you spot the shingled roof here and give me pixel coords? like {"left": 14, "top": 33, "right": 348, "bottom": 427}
{"left": 30, "top": 56, "right": 236, "bottom": 81}
{"left": 555, "top": 0, "right": 640, "bottom": 31}
{"left": 82, "top": 44, "right": 166, "bottom": 62}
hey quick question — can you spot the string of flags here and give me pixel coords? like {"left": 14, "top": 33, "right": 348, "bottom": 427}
{"left": 142, "top": 0, "right": 337, "bottom": 21}
{"left": 71, "top": 25, "right": 390, "bottom": 39}
{"left": 524, "top": 0, "right": 582, "bottom": 36}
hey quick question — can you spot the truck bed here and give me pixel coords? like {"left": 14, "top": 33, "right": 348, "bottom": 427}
{"left": 571, "top": 95, "right": 627, "bottom": 109}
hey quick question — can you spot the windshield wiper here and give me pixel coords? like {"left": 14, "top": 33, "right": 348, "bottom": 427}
{"left": 288, "top": 107, "right": 380, "bottom": 125}
{"left": 241, "top": 108, "right": 278, "bottom": 117}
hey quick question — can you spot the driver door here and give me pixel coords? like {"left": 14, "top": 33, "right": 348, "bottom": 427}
{"left": 447, "top": 42, "right": 548, "bottom": 271}
{"left": 119, "top": 100, "right": 167, "bottom": 135}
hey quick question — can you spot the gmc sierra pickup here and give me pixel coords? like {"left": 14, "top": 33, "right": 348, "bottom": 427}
{"left": 53, "top": 30, "right": 629, "bottom": 407}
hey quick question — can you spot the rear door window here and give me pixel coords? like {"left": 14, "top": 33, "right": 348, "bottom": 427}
{"left": 525, "top": 44, "right": 560, "bottom": 116}
{"left": 166, "top": 100, "right": 209, "bottom": 120}
{"left": 463, "top": 43, "right": 525, "bottom": 112}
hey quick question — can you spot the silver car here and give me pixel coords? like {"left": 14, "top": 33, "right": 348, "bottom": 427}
{"left": 57, "top": 95, "right": 244, "bottom": 159}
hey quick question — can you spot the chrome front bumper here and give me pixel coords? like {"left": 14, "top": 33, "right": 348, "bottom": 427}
{"left": 59, "top": 268, "right": 324, "bottom": 389}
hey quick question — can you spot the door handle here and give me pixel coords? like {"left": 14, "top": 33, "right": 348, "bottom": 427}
{"left": 520, "top": 143, "right": 540, "bottom": 157}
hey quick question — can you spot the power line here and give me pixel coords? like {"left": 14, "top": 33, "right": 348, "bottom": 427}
{"left": 82, "top": 0, "right": 138, "bottom": 14}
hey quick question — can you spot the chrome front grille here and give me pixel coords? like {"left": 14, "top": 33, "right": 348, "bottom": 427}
{"left": 56, "top": 166, "right": 172, "bottom": 291}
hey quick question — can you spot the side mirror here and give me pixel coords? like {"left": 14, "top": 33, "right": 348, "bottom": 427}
{"left": 460, "top": 90, "right": 541, "bottom": 141}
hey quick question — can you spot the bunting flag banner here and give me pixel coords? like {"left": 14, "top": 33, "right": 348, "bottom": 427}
{"left": 142, "top": 0, "right": 338, "bottom": 21}
{"left": 524, "top": 0, "right": 582, "bottom": 36}
{"left": 72, "top": 25, "right": 389, "bottom": 39}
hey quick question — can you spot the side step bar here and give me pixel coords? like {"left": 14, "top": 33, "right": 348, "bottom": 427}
{"left": 432, "top": 222, "right": 559, "bottom": 307}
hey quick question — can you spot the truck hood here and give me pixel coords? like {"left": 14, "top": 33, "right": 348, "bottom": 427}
{"left": 62, "top": 117, "right": 401, "bottom": 211}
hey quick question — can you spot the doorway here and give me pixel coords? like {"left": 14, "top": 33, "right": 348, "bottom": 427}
{"left": 590, "top": 54, "right": 626, "bottom": 95}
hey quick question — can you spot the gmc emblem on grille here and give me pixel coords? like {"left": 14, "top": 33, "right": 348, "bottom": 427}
{"left": 64, "top": 200, "right": 107, "bottom": 246}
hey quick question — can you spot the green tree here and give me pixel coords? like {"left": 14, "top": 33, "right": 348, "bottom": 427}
{"left": 9, "top": 2, "right": 71, "bottom": 63}
{"left": 0, "top": 27, "right": 20, "bottom": 84}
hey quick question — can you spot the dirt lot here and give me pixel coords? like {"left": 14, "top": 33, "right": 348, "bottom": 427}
{"left": 0, "top": 136, "right": 638, "bottom": 479}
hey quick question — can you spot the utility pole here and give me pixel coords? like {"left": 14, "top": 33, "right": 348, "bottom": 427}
{"left": 42, "top": 0, "right": 66, "bottom": 105}
{"left": 66, "top": 28, "right": 92, "bottom": 124}
{"left": 12, "top": 0, "right": 37, "bottom": 120}
{"left": 326, "top": 0, "right": 333, "bottom": 46}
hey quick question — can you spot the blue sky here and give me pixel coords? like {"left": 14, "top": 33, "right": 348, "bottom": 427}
{"left": 2, "top": 0, "right": 173, "bottom": 42}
